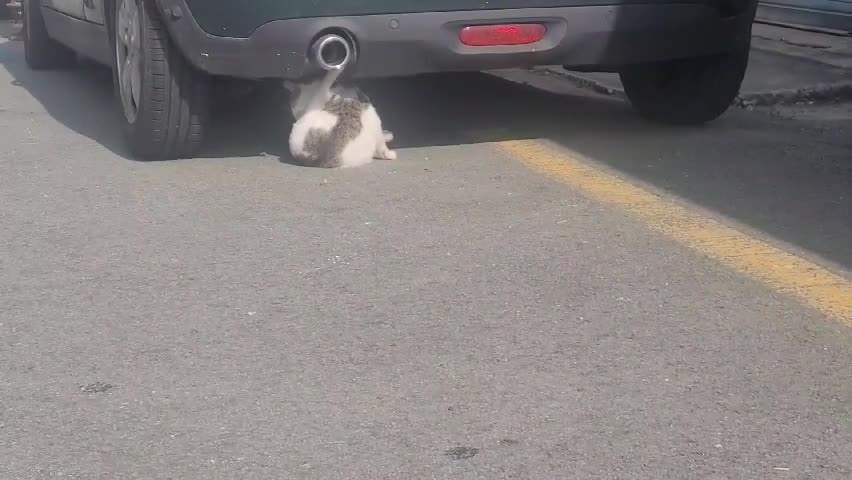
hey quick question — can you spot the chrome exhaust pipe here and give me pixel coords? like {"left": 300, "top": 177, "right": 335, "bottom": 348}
{"left": 310, "top": 34, "right": 353, "bottom": 71}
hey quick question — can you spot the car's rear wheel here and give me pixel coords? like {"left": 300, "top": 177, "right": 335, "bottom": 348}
{"left": 619, "top": 45, "right": 750, "bottom": 125}
{"left": 112, "top": 0, "right": 210, "bottom": 160}
{"left": 23, "top": 0, "right": 74, "bottom": 70}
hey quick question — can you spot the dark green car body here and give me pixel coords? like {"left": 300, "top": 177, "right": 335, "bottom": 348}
{"left": 35, "top": 0, "right": 758, "bottom": 81}
{"left": 185, "top": 0, "right": 645, "bottom": 38}
{"left": 30, "top": 0, "right": 758, "bottom": 159}
{"left": 165, "top": 0, "right": 757, "bottom": 80}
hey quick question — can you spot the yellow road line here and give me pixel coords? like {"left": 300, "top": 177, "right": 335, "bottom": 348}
{"left": 496, "top": 139, "right": 852, "bottom": 325}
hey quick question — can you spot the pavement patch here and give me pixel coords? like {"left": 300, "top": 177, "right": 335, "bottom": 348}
{"left": 495, "top": 139, "right": 852, "bottom": 325}
{"left": 445, "top": 447, "right": 479, "bottom": 460}
{"left": 79, "top": 382, "right": 114, "bottom": 394}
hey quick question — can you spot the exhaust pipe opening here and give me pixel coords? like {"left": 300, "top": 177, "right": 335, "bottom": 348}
{"left": 311, "top": 34, "right": 353, "bottom": 71}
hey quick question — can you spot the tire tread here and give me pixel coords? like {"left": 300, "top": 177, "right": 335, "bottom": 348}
{"left": 119, "top": 0, "right": 209, "bottom": 160}
{"left": 620, "top": 46, "right": 750, "bottom": 126}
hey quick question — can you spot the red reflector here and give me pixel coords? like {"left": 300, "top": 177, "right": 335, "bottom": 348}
{"left": 459, "top": 24, "right": 546, "bottom": 47}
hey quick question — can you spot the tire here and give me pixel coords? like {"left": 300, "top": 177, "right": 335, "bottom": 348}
{"left": 112, "top": 0, "right": 210, "bottom": 160}
{"left": 619, "top": 45, "right": 750, "bottom": 125}
{"left": 23, "top": 0, "right": 74, "bottom": 70}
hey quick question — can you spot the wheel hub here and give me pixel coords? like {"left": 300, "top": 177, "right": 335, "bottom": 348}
{"left": 116, "top": 0, "right": 142, "bottom": 123}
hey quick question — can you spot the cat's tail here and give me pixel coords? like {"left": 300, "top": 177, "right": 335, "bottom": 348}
{"left": 306, "top": 68, "right": 344, "bottom": 112}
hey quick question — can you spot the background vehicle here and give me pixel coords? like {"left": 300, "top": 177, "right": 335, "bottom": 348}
{"left": 22, "top": 0, "right": 758, "bottom": 160}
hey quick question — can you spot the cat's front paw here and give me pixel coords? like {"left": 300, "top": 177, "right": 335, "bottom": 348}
{"left": 381, "top": 149, "right": 397, "bottom": 161}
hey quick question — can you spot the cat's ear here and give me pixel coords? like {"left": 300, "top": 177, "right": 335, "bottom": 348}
{"left": 356, "top": 89, "right": 371, "bottom": 104}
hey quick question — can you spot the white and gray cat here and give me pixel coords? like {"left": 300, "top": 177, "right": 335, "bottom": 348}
{"left": 284, "top": 68, "right": 395, "bottom": 168}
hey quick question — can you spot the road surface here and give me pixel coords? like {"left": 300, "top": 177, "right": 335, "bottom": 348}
{"left": 1, "top": 33, "right": 851, "bottom": 479}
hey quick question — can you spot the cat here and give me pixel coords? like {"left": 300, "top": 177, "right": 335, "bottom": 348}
{"left": 284, "top": 69, "right": 395, "bottom": 168}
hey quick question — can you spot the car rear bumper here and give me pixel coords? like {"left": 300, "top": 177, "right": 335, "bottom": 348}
{"left": 156, "top": 0, "right": 757, "bottom": 80}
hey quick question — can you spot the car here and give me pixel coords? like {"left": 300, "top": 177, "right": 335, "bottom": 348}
{"left": 22, "top": 0, "right": 758, "bottom": 160}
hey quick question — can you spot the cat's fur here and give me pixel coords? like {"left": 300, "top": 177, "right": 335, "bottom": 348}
{"left": 285, "top": 69, "right": 395, "bottom": 168}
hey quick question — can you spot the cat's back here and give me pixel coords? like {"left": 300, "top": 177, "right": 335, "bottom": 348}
{"left": 290, "top": 94, "right": 370, "bottom": 169}
{"left": 325, "top": 95, "right": 365, "bottom": 128}
{"left": 314, "top": 96, "right": 366, "bottom": 167}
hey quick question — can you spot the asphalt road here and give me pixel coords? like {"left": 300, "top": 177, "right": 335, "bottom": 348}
{"left": 1, "top": 33, "right": 851, "bottom": 479}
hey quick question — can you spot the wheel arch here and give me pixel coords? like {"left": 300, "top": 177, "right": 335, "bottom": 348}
{"left": 103, "top": 0, "right": 169, "bottom": 35}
